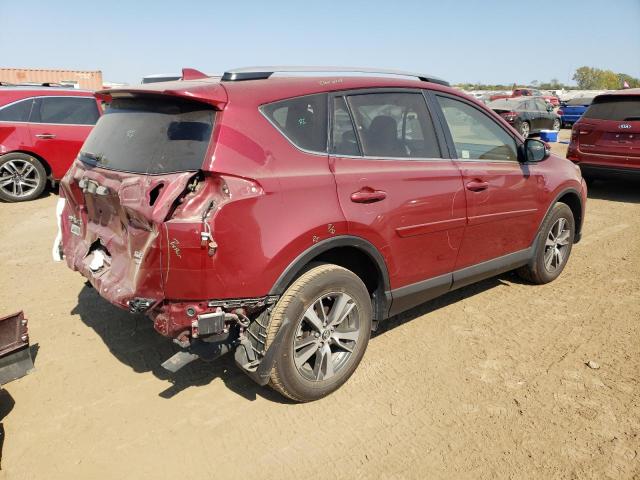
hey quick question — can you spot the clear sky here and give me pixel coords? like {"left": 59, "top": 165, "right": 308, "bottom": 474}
{"left": 1, "top": 0, "right": 639, "bottom": 85}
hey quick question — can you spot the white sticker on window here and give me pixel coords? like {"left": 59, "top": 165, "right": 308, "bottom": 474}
{"left": 461, "top": 150, "right": 470, "bottom": 159}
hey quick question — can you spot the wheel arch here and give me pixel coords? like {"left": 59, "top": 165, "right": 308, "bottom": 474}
{"left": 268, "top": 235, "right": 391, "bottom": 321}
{"left": 1, "top": 150, "right": 53, "bottom": 177}
{"left": 535, "top": 187, "right": 583, "bottom": 246}
{"left": 556, "top": 189, "right": 584, "bottom": 240}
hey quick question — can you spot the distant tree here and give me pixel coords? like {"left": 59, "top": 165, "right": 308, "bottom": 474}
{"left": 531, "top": 80, "right": 539, "bottom": 86}
{"left": 573, "top": 66, "right": 639, "bottom": 89}
{"left": 573, "top": 66, "right": 600, "bottom": 89}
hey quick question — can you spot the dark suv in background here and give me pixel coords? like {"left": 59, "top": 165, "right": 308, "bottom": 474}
{"left": 55, "top": 67, "right": 586, "bottom": 401}
{"left": 567, "top": 89, "right": 640, "bottom": 181}
{"left": 0, "top": 86, "right": 101, "bottom": 202}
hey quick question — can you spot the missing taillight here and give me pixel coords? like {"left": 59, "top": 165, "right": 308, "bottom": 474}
{"left": 149, "top": 183, "right": 164, "bottom": 206}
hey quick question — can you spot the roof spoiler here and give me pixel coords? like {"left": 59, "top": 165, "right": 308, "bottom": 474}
{"left": 220, "top": 66, "right": 450, "bottom": 86}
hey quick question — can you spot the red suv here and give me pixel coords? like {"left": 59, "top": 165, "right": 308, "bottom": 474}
{"left": 567, "top": 89, "right": 640, "bottom": 181}
{"left": 0, "top": 86, "right": 101, "bottom": 202}
{"left": 55, "top": 67, "right": 587, "bottom": 401}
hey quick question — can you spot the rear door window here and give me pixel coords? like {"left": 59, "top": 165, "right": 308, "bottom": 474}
{"left": 261, "top": 94, "right": 328, "bottom": 152}
{"left": 533, "top": 99, "right": 548, "bottom": 111}
{"left": 346, "top": 92, "right": 440, "bottom": 158}
{"left": 79, "top": 96, "right": 215, "bottom": 174}
{"left": 583, "top": 96, "right": 640, "bottom": 121}
{"left": 436, "top": 95, "right": 518, "bottom": 161}
{"left": 0, "top": 98, "right": 34, "bottom": 122}
{"left": 33, "top": 97, "right": 100, "bottom": 125}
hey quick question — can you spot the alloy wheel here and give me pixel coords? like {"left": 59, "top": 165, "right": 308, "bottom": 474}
{"left": 552, "top": 119, "right": 560, "bottom": 131}
{"left": 544, "top": 217, "right": 571, "bottom": 272}
{"left": 520, "top": 122, "right": 530, "bottom": 138}
{"left": 0, "top": 159, "right": 41, "bottom": 199}
{"left": 293, "top": 292, "right": 361, "bottom": 382}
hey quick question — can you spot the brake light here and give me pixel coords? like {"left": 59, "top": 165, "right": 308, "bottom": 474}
{"left": 500, "top": 111, "right": 517, "bottom": 122}
{"left": 557, "top": 109, "right": 564, "bottom": 116}
{"left": 567, "top": 126, "right": 580, "bottom": 162}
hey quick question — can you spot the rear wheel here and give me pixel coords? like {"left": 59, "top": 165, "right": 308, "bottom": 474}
{"left": 0, "top": 153, "right": 47, "bottom": 202}
{"left": 257, "top": 264, "right": 372, "bottom": 402}
{"left": 552, "top": 118, "right": 561, "bottom": 131}
{"left": 517, "top": 202, "right": 575, "bottom": 284}
{"left": 519, "top": 121, "right": 530, "bottom": 138}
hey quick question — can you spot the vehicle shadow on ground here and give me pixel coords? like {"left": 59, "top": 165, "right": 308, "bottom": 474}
{"left": 0, "top": 389, "right": 15, "bottom": 470}
{"left": 71, "top": 285, "right": 292, "bottom": 403}
{"left": 72, "top": 271, "right": 523, "bottom": 402}
{"left": 586, "top": 179, "right": 640, "bottom": 204}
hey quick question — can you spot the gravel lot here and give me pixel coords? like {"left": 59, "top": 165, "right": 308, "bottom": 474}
{"left": 1, "top": 130, "right": 638, "bottom": 479}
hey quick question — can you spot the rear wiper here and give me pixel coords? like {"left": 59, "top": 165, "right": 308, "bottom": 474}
{"left": 79, "top": 151, "right": 106, "bottom": 165}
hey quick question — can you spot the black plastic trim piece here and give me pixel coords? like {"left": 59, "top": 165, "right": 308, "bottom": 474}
{"left": 221, "top": 71, "right": 273, "bottom": 82}
{"left": 268, "top": 235, "right": 391, "bottom": 320}
{"left": 387, "top": 273, "right": 452, "bottom": 317}
{"left": 451, "top": 248, "right": 532, "bottom": 290}
{"left": 542, "top": 187, "right": 585, "bottom": 244}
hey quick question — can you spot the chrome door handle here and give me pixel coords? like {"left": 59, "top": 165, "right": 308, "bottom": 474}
{"left": 35, "top": 133, "right": 56, "bottom": 139}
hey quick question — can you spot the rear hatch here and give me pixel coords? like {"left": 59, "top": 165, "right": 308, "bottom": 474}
{"left": 575, "top": 94, "right": 640, "bottom": 168}
{"left": 58, "top": 94, "right": 221, "bottom": 311}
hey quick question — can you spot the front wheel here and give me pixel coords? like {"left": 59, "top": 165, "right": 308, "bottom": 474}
{"left": 257, "top": 264, "right": 372, "bottom": 402}
{"left": 0, "top": 153, "right": 47, "bottom": 202}
{"left": 517, "top": 202, "right": 575, "bottom": 284}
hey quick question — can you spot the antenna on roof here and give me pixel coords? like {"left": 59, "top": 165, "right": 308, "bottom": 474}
{"left": 181, "top": 68, "right": 209, "bottom": 81}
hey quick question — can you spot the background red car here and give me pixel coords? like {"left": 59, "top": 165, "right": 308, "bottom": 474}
{"left": 0, "top": 86, "right": 101, "bottom": 202}
{"left": 490, "top": 88, "right": 560, "bottom": 106}
{"left": 567, "top": 88, "right": 640, "bottom": 182}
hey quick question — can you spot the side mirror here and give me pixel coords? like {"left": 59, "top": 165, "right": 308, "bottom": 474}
{"left": 522, "top": 138, "right": 549, "bottom": 163}
{"left": 546, "top": 104, "right": 554, "bottom": 112}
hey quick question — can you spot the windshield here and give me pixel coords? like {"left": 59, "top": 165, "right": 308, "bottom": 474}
{"left": 583, "top": 95, "right": 640, "bottom": 121}
{"left": 80, "top": 96, "right": 215, "bottom": 174}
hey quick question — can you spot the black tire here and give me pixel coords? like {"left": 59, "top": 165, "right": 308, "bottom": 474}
{"left": 519, "top": 121, "right": 530, "bottom": 138}
{"left": 256, "top": 264, "right": 372, "bottom": 402}
{"left": 0, "top": 153, "right": 47, "bottom": 202}
{"left": 517, "top": 202, "right": 575, "bottom": 284}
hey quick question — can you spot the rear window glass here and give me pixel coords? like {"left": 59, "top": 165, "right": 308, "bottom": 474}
{"left": 583, "top": 96, "right": 640, "bottom": 121}
{"left": 261, "top": 94, "right": 327, "bottom": 152}
{"left": 34, "top": 97, "right": 100, "bottom": 125}
{"left": 565, "top": 97, "right": 593, "bottom": 106}
{"left": 0, "top": 98, "right": 34, "bottom": 122}
{"left": 80, "top": 97, "right": 215, "bottom": 174}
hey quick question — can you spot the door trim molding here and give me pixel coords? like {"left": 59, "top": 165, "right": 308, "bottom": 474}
{"left": 387, "top": 247, "right": 532, "bottom": 318}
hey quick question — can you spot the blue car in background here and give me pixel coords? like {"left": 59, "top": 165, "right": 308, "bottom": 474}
{"left": 558, "top": 97, "right": 593, "bottom": 128}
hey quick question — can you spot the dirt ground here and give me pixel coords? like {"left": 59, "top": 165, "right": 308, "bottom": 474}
{"left": 0, "top": 130, "right": 638, "bottom": 479}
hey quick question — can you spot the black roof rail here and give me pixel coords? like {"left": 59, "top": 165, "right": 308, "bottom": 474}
{"left": 221, "top": 66, "right": 449, "bottom": 86}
